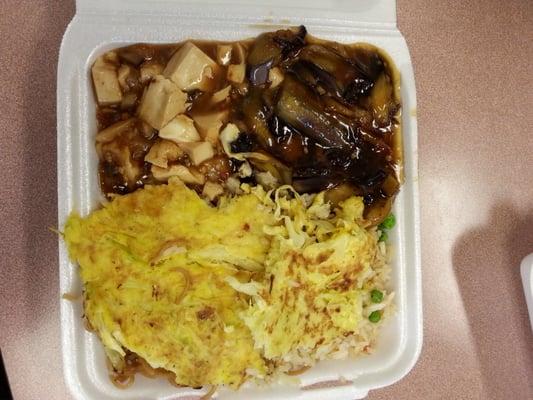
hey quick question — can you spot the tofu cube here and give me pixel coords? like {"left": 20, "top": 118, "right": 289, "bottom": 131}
{"left": 227, "top": 64, "right": 245, "bottom": 83}
{"left": 137, "top": 75, "right": 188, "bottom": 130}
{"left": 159, "top": 114, "right": 200, "bottom": 143}
{"left": 144, "top": 139, "right": 183, "bottom": 168}
{"left": 163, "top": 42, "right": 217, "bottom": 91}
{"left": 216, "top": 44, "right": 233, "bottom": 66}
{"left": 92, "top": 57, "right": 123, "bottom": 105}
{"left": 192, "top": 110, "right": 229, "bottom": 146}
{"left": 178, "top": 141, "right": 215, "bottom": 166}
{"left": 202, "top": 181, "right": 224, "bottom": 201}
{"left": 152, "top": 164, "right": 205, "bottom": 185}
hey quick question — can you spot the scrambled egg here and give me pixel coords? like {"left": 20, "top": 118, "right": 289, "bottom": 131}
{"left": 64, "top": 179, "right": 382, "bottom": 388}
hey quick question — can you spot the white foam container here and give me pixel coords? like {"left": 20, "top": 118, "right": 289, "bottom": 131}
{"left": 57, "top": 1, "right": 422, "bottom": 399}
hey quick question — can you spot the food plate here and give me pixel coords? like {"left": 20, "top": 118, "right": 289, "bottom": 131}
{"left": 57, "top": 1, "right": 421, "bottom": 399}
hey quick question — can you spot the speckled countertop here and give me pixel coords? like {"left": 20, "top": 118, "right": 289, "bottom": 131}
{"left": 1, "top": 1, "right": 532, "bottom": 399}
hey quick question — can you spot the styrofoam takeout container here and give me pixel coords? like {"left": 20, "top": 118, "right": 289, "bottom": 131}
{"left": 57, "top": 0, "right": 422, "bottom": 399}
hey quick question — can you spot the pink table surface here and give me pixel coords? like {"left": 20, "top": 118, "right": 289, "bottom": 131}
{"left": 1, "top": 1, "right": 532, "bottom": 399}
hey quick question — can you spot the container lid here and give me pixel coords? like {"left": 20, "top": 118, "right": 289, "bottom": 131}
{"left": 75, "top": 0, "right": 397, "bottom": 28}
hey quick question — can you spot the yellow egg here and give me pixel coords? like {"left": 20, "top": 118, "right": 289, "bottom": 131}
{"left": 64, "top": 180, "right": 386, "bottom": 388}
{"left": 64, "top": 180, "right": 274, "bottom": 387}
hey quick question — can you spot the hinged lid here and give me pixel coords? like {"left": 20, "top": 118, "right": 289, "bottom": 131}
{"left": 75, "top": 0, "right": 397, "bottom": 28}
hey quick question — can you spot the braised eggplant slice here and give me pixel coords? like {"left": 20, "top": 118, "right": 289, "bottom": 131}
{"left": 275, "top": 75, "right": 353, "bottom": 150}
{"left": 247, "top": 26, "right": 306, "bottom": 86}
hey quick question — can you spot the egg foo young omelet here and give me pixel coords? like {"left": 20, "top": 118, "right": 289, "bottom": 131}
{"left": 64, "top": 26, "right": 402, "bottom": 391}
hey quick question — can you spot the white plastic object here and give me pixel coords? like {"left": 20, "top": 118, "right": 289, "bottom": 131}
{"left": 57, "top": 1, "right": 422, "bottom": 399}
{"left": 521, "top": 254, "right": 533, "bottom": 331}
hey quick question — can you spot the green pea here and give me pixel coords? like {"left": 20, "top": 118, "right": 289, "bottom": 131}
{"left": 379, "top": 214, "right": 396, "bottom": 230}
{"left": 379, "top": 231, "right": 388, "bottom": 242}
{"left": 369, "top": 311, "right": 381, "bottom": 323}
{"left": 371, "top": 289, "right": 383, "bottom": 303}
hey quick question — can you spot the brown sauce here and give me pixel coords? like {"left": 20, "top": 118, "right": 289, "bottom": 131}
{"left": 92, "top": 26, "right": 401, "bottom": 224}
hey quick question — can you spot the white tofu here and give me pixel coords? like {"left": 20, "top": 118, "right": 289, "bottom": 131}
{"left": 159, "top": 114, "right": 200, "bottom": 143}
{"left": 216, "top": 44, "right": 233, "bottom": 66}
{"left": 92, "top": 56, "right": 123, "bottom": 105}
{"left": 227, "top": 64, "right": 245, "bottom": 83}
{"left": 163, "top": 42, "right": 217, "bottom": 91}
{"left": 202, "top": 181, "right": 224, "bottom": 201}
{"left": 117, "top": 64, "right": 132, "bottom": 90}
{"left": 192, "top": 110, "right": 229, "bottom": 145}
{"left": 137, "top": 75, "right": 188, "bottom": 130}
{"left": 178, "top": 141, "right": 214, "bottom": 165}
{"left": 144, "top": 139, "right": 183, "bottom": 168}
{"left": 152, "top": 164, "right": 205, "bottom": 185}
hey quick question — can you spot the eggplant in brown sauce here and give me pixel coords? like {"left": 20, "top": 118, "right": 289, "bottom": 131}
{"left": 247, "top": 26, "right": 306, "bottom": 86}
{"left": 90, "top": 26, "right": 401, "bottom": 225}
